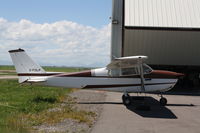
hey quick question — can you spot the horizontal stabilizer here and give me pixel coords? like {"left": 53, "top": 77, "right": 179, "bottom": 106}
{"left": 27, "top": 78, "right": 47, "bottom": 83}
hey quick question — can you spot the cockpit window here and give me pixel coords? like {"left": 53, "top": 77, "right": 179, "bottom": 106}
{"left": 108, "top": 68, "right": 120, "bottom": 77}
{"left": 108, "top": 67, "right": 138, "bottom": 77}
{"left": 121, "top": 67, "right": 138, "bottom": 75}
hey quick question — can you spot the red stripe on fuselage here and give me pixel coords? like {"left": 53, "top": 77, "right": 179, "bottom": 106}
{"left": 145, "top": 70, "right": 184, "bottom": 79}
{"left": 18, "top": 70, "right": 92, "bottom": 77}
{"left": 83, "top": 82, "right": 177, "bottom": 89}
{"left": 18, "top": 73, "right": 63, "bottom": 76}
{"left": 17, "top": 70, "right": 184, "bottom": 79}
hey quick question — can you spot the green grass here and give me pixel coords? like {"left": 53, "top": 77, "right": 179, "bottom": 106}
{"left": 0, "top": 80, "right": 96, "bottom": 133}
{"left": 0, "top": 72, "right": 17, "bottom": 76}
{"left": 0, "top": 80, "right": 71, "bottom": 132}
{"left": 0, "top": 66, "right": 15, "bottom": 70}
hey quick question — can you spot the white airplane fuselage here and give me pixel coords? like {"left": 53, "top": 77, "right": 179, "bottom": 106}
{"left": 9, "top": 48, "right": 185, "bottom": 106}
{"left": 20, "top": 67, "right": 182, "bottom": 93}
{"left": 9, "top": 49, "right": 184, "bottom": 94}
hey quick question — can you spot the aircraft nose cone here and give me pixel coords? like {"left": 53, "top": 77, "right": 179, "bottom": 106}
{"left": 151, "top": 70, "right": 185, "bottom": 78}
{"left": 165, "top": 71, "right": 185, "bottom": 78}
{"left": 166, "top": 71, "right": 185, "bottom": 78}
{"left": 175, "top": 72, "right": 185, "bottom": 78}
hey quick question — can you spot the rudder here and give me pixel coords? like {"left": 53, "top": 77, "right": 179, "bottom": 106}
{"left": 8, "top": 48, "right": 46, "bottom": 83}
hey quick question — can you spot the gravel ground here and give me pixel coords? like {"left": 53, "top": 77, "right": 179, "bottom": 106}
{"left": 35, "top": 90, "right": 106, "bottom": 133}
{"left": 71, "top": 90, "right": 106, "bottom": 115}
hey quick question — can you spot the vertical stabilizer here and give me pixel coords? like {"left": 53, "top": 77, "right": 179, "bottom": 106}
{"left": 8, "top": 49, "right": 46, "bottom": 83}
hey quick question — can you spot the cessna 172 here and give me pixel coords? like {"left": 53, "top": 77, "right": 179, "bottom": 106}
{"left": 9, "top": 49, "right": 184, "bottom": 106}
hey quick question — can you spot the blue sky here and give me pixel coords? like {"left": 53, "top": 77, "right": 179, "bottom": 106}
{"left": 0, "top": 0, "right": 112, "bottom": 28}
{"left": 0, "top": 0, "right": 112, "bottom": 67}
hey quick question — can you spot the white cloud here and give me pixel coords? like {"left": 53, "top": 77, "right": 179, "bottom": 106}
{"left": 0, "top": 18, "right": 111, "bottom": 67}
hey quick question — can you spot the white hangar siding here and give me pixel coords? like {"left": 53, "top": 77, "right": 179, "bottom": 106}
{"left": 111, "top": 0, "right": 200, "bottom": 66}
{"left": 125, "top": 0, "right": 200, "bottom": 28}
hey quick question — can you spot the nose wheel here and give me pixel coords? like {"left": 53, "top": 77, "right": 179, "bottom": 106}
{"left": 159, "top": 97, "right": 167, "bottom": 106}
{"left": 122, "top": 93, "right": 131, "bottom": 106}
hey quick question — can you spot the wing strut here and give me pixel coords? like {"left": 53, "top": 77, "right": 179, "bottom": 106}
{"left": 139, "top": 63, "right": 145, "bottom": 93}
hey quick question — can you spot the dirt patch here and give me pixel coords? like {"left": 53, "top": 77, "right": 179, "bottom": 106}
{"left": 34, "top": 90, "right": 106, "bottom": 133}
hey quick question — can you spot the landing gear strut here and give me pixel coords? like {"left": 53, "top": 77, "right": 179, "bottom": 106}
{"left": 122, "top": 93, "right": 131, "bottom": 106}
{"left": 159, "top": 94, "right": 167, "bottom": 106}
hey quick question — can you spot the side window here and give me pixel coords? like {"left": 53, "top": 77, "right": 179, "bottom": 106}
{"left": 121, "top": 67, "right": 138, "bottom": 76}
{"left": 108, "top": 68, "right": 120, "bottom": 77}
{"left": 108, "top": 67, "right": 138, "bottom": 77}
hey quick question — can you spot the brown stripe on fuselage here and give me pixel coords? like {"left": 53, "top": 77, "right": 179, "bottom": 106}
{"left": 18, "top": 70, "right": 92, "bottom": 77}
{"left": 53, "top": 70, "right": 183, "bottom": 79}
{"left": 18, "top": 73, "right": 63, "bottom": 76}
{"left": 17, "top": 70, "right": 184, "bottom": 79}
{"left": 145, "top": 70, "right": 184, "bottom": 79}
{"left": 108, "top": 70, "right": 184, "bottom": 79}
{"left": 54, "top": 70, "right": 92, "bottom": 77}
{"left": 84, "top": 82, "right": 177, "bottom": 89}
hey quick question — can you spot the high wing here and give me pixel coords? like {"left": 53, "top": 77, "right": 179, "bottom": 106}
{"left": 107, "top": 56, "right": 148, "bottom": 69}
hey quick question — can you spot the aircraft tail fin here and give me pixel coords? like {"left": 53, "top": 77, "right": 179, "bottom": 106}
{"left": 8, "top": 49, "right": 46, "bottom": 83}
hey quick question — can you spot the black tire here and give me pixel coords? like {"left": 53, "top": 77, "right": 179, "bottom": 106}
{"left": 122, "top": 95, "right": 131, "bottom": 106}
{"left": 160, "top": 97, "right": 167, "bottom": 106}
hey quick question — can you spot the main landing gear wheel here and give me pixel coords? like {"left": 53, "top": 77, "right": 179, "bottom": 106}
{"left": 159, "top": 97, "right": 167, "bottom": 106}
{"left": 122, "top": 94, "right": 131, "bottom": 106}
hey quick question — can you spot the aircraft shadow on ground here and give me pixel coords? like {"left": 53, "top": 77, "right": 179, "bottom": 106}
{"left": 78, "top": 96, "right": 195, "bottom": 119}
{"left": 126, "top": 96, "right": 178, "bottom": 119}
{"left": 166, "top": 103, "right": 195, "bottom": 107}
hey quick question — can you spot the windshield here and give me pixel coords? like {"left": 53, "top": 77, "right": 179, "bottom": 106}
{"left": 142, "top": 64, "right": 153, "bottom": 74}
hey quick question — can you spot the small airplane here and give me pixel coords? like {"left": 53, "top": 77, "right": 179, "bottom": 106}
{"left": 9, "top": 48, "right": 184, "bottom": 106}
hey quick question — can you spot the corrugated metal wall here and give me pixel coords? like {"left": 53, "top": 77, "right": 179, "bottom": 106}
{"left": 125, "top": 0, "right": 200, "bottom": 28}
{"left": 111, "top": 0, "right": 200, "bottom": 66}
{"left": 124, "top": 29, "right": 200, "bottom": 66}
